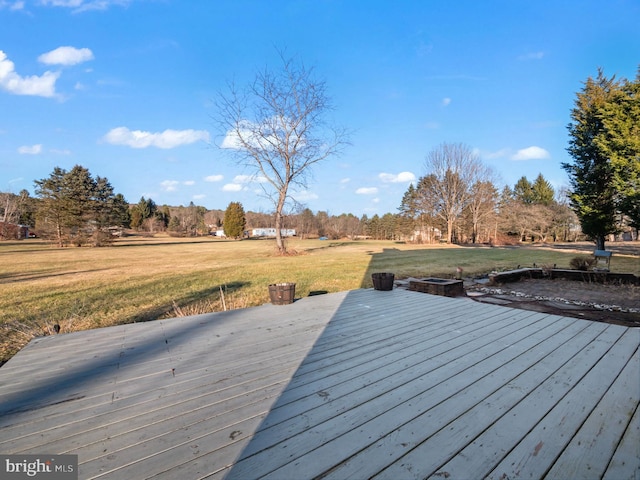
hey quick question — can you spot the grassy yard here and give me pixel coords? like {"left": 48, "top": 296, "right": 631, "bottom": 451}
{"left": 1, "top": 235, "right": 639, "bottom": 363}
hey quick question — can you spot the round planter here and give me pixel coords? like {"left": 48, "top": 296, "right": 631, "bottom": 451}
{"left": 372, "top": 272, "right": 395, "bottom": 291}
{"left": 268, "top": 282, "right": 296, "bottom": 305}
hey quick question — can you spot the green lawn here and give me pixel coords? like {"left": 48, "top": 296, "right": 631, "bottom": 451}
{"left": 1, "top": 235, "right": 638, "bottom": 363}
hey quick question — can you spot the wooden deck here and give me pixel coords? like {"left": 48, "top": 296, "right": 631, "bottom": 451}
{"left": 0, "top": 288, "right": 638, "bottom": 479}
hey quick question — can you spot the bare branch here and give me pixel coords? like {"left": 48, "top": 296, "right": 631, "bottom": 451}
{"left": 215, "top": 51, "right": 350, "bottom": 253}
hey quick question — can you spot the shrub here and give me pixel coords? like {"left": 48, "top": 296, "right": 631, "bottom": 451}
{"left": 570, "top": 256, "right": 596, "bottom": 271}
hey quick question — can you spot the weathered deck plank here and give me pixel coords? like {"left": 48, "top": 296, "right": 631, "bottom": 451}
{"left": 0, "top": 288, "right": 637, "bottom": 480}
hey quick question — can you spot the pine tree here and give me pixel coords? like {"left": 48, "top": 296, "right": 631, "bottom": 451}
{"left": 223, "top": 202, "right": 246, "bottom": 239}
{"left": 595, "top": 69, "right": 640, "bottom": 231}
{"left": 563, "top": 69, "right": 624, "bottom": 249}
{"left": 531, "top": 174, "right": 555, "bottom": 206}
{"left": 34, "top": 165, "right": 128, "bottom": 246}
{"left": 513, "top": 177, "right": 534, "bottom": 204}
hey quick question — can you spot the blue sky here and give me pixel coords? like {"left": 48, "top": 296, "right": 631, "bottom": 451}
{"left": 1, "top": 0, "right": 639, "bottom": 216}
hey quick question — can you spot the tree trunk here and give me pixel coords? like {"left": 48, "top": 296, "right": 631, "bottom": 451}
{"left": 446, "top": 218, "right": 454, "bottom": 243}
{"left": 595, "top": 234, "right": 605, "bottom": 250}
{"left": 274, "top": 190, "right": 287, "bottom": 254}
{"left": 56, "top": 221, "right": 64, "bottom": 248}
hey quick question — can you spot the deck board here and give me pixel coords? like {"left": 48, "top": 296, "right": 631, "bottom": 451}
{"left": 0, "top": 288, "right": 637, "bottom": 480}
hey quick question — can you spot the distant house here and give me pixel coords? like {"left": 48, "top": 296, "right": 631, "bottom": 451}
{"left": 251, "top": 228, "right": 296, "bottom": 238}
{"left": 0, "top": 222, "right": 29, "bottom": 240}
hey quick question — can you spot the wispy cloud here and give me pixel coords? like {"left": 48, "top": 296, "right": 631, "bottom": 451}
{"left": 379, "top": 171, "right": 416, "bottom": 183}
{"left": 160, "top": 180, "right": 179, "bottom": 192}
{"left": 0, "top": 1, "right": 25, "bottom": 11}
{"left": 356, "top": 187, "right": 378, "bottom": 195}
{"left": 292, "top": 189, "right": 319, "bottom": 201}
{"left": 39, "top": 46, "right": 94, "bottom": 66}
{"left": 39, "top": 0, "right": 133, "bottom": 13}
{"left": 49, "top": 148, "right": 71, "bottom": 155}
{"left": 518, "top": 51, "right": 544, "bottom": 61}
{"left": 511, "top": 146, "right": 550, "bottom": 161}
{"left": 222, "top": 183, "right": 243, "bottom": 192}
{"left": 423, "top": 74, "right": 486, "bottom": 82}
{"left": 160, "top": 179, "right": 195, "bottom": 192}
{"left": 233, "top": 174, "right": 268, "bottom": 184}
{"left": 483, "top": 148, "right": 510, "bottom": 159}
{"left": 441, "top": 97, "right": 451, "bottom": 107}
{"left": 204, "top": 174, "right": 224, "bottom": 182}
{"left": 0, "top": 51, "right": 59, "bottom": 97}
{"left": 103, "top": 127, "right": 210, "bottom": 149}
{"left": 221, "top": 174, "right": 267, "bottom": 192}
{"left": 18, "top": 144, "right": 42, "bottom": 154}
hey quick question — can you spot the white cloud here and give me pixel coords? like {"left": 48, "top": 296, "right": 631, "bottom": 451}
{"left": 222, "top": 183, "right": 243, "bottom": 192}
{"left": 183, "top": 180, "right": 195, "bottom": 186}
{"left": 483, "top": 148, "right": 510, "bottom": 159}
{"left": 340, "top": 178, "right": 350, "bottom": 184}
{"left": 356, "top": 187, "right": 378, "bottom": 195}
{"left": 160, "top": 180, "right": 179, "bottom": 192}
{"left": 441, "top": 97, "right": 451, "bottom": 106}
{"left": 192, "top": 194, "right": 206, "bottom": 200}
{"left": 292, "top": 190, "right": 319, "bottom": 201}
{"left": 40, "top": 0, "right": 132, "bottom": 13}
{"left": 204, "top": 174, "right": 224, "bottom": 182}
{"left": 379, "top": 171, "right": 416, "bottom": 183}
{"left": 221, "top": 130, "right": 243, "bottom": 149}
{"left": 511, "top": 146, "right": 550, "bottom": 161}
{"left": 518, "top": 51, "right": 544, "bottom": 61}
{"left": 50, "top": 148, "right": 71, "bottom": 155}
{"left": 0, "top": 1, "right": 25, "bottom": 10}
{"left": 233, "top": 174, "right": 254, "bottom": 184}
{"left": 18, "top": 144, "right": 42, "bottom": 154}
{"left": 221, "top": 121, "right": 267, "bottom": 150}
{"left": 38, "top": 46, "right": 94, "bottom": 66}
{"left": 219, "top": 173, "right": 270, "bottom": 193}
{"left": 0, "top": 50, "right": 60, "bottom": 97}
{"left": 233, "top": 174, "right": 268, "bottom": 184}
{"left": 103, "top": 126, "right": 210, "bottom": 149}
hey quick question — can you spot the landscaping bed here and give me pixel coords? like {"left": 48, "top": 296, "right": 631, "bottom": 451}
{"left": 467, "top": 277, "right": 640, "bottom": 327}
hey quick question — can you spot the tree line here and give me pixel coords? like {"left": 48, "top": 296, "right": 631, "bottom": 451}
{"left": 0, "top": 162, "right": 632, "bottom": 246}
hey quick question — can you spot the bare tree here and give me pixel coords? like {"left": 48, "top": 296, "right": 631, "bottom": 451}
{"left": 466, "top": 180, "right": 499, "bottom": 243}
{"left": 217, "top": 52, "right": 349, "bottom": 254}
{"left": 422, "top": 143, "right": 487, "bottom": 243}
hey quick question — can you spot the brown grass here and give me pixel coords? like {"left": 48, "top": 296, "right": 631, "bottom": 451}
{"left": 1, "top": 236, "right": 638, "bottom": 364}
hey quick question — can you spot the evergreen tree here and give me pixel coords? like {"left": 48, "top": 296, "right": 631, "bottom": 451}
{"left": 563, "top": 69, "right": 624, "bottom": 249}
{"left": 223, "top": 202, "right": 246, "bottom": 239}
{"left": 531, "top": 174, "right": 555, "bottom": 206}
{"left": 34, "top": 165, "right": 128, "bottom": 246}
{"left": 130, "top": 197, "right": 157, "bottom": 231}
{"left": 156, "top": 205, "right": 171, "bottom": 229}
{"left": 595, "top": 69, "right": 640, "bottom": 230}
{"left": 513, "top": 177, "right": 534, "bottom": 204}
{"left": 110, "top": 193, "right": 131, "bottom": 228}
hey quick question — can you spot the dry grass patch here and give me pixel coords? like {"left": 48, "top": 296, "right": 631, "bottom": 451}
{"left": 1, "top": 237, "right": 638, "bottom": 364}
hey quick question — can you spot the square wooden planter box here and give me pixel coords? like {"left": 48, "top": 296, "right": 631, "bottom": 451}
{"left": 409, "top": 278, "right": 464, "bottom": 297}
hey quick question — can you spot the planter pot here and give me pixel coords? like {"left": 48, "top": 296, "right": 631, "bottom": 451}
{"left": 268, "top": 282, "right": 296, "bottom": 305}
{"left": 372, "top": 272, "right": 395, "bottom": 291}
